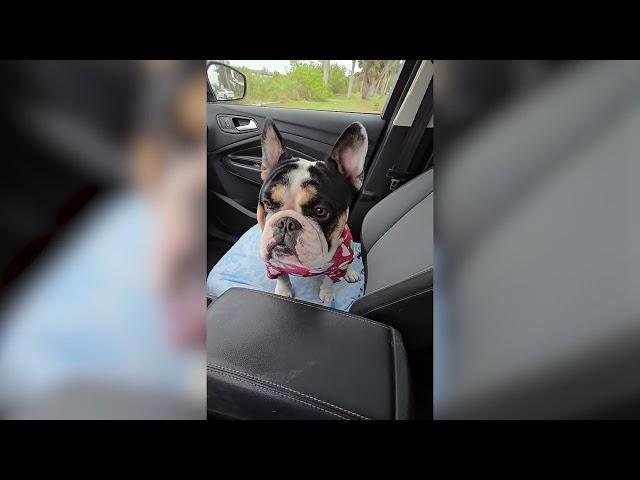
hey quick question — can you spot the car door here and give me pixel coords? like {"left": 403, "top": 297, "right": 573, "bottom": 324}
{"left": 207, "top": 60, "right": 412, "bottom": 270}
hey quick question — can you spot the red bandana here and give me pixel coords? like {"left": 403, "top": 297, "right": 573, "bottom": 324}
{"left": 265, "top": 226, "right": 355, "bottom": 283}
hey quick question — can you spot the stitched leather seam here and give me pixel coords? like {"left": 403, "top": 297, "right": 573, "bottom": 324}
{"left": 391, "top": 328, "right": 398, "bottom": 420}
{"left": 361, "top": 266, "right": 433, "bottom": 300}
{"left": 210, "top": 367, "right": 349, "bottom": 420}
{"left": 361, "top": 288, "right": 433, "bottom": 316}
{"left": 228, "top": 288, "right": 391, "bottom": 331}
{"left": 209, "top": 363, "right": 370, "bottom": 420}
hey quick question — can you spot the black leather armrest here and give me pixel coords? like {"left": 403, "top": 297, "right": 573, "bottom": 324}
{"left": 207, "top": 288, "right": 412, "bottom": 420}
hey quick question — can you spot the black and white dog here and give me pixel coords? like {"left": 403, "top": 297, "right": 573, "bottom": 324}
{"left": 257, "top": 118, "right": 367, "bottom": 302}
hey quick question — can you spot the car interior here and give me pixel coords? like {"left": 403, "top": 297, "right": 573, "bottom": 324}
{"left": 0, "top": 61, "right": 133, "bottom": 311}
{"left": 207, "top": 60, "right": 433, "bottom": 419}
{"left": 434, "top": 60, "right": 640, "bottom": 419}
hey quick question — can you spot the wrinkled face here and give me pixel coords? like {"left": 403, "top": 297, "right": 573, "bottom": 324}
{"left": 257, "top": 119, "right": 368, "bottom": 272}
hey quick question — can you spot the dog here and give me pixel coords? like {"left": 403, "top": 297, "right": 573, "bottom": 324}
{"left": 257, "top": 118, "right": 368, "bottom": 303}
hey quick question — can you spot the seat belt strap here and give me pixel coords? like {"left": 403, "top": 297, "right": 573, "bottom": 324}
{"left": 387, "top": 123, "right": 427, "bottom": 191}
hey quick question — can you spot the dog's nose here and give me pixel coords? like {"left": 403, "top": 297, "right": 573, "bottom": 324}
{"left": 277, "top": 217, "right": 302, "bottom": 233}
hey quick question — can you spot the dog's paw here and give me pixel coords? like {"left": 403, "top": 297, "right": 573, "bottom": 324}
{"left": 319, "top": 288, "right": 335, "bottom": 303}
{"left": 275, "top": 282, "right": 294, "bottom": 298}
{"left": 344, "top": 265, "right": 360, "bottom": 283}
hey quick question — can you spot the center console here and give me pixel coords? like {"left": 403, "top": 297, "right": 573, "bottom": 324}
{"left": 207, "top": 288, "right": 412, "bottom": 420}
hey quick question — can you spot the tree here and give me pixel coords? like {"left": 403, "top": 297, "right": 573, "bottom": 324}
{"left": 372, "top": 60, "right": 400, "bottom": 96}
{"left": 359, "top": 60, "right": 385, "bottom": 99}
{"left": 358, "top": 60, "right": 402, "bottom": 99}
{"left": 328, "top": 63, "right": 348, "bottom": 94}
{"left": 347, "top": 59, "right": 356, "bottom": 98}
{"left": 289, "top": 61, "right": 329, "bottom": 101}
{"left": 379, "top": 60, "right": 401, "bottom": 95}
{"left": 322, "top": 60, "right": 330, "bottom": 86}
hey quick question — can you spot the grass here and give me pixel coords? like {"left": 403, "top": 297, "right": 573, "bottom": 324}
{"left": 237, "top": 93, "right": 388, "bottom": 115}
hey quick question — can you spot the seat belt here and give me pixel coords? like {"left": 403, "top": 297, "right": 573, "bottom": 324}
{"left": 386, "top": 122, "right": 428, "bottom": 191}
{"left": 386, "top": 71, "right": 433, "bottom": 192}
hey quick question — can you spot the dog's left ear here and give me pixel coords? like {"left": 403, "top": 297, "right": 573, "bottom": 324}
{"left": 329, "top": 122, "right": 368, "bottom": 190}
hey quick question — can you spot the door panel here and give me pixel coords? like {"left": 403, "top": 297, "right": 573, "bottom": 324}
{"left": 208, "top": 103, "right": 386, "bottom": 239}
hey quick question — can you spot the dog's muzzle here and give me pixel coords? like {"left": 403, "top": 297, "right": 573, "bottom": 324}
{"left": 270, "top": 216, "right": 302, "bottom": 256}
{"left": 260, "top": 209, "right": 331, "bottom": 271}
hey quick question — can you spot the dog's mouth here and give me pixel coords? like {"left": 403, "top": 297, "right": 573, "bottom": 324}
{"left": 267, "top": 241, "right": 295, "bottom": 259}
{"left": 272, "top": 244, "right": 294, "bottom": 256}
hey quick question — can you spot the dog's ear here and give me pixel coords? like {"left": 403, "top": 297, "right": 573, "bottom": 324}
{"left": 260, "top": 118, "right": 286, "bottom": 180}
{"left": 329, "top": 122, "right": 368, "bottom": 190}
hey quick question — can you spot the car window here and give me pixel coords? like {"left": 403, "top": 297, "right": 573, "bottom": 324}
{"left": 213, "top": 60, "right": 404, "bottom": 114}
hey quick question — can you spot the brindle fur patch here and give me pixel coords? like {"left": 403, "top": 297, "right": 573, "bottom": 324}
{"left": 270, "top": 184, "right": 287, "bottom": 205}
{"left": 296, "top": 184, "right": 318, "bottom": 209}
{"left": 257, "top": 203, "right": 266, "bottom": 229}
{"left": 327, "top": 211, "right": 348, "bottom": 251}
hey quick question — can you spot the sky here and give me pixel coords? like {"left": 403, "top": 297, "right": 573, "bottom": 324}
{"left": 224, "top": 60, "right": 361, "bottom": 74}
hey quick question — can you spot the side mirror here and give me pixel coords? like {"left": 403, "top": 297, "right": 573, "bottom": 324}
{"left": 207, "top": 61, "right": 246, "bottom": 102}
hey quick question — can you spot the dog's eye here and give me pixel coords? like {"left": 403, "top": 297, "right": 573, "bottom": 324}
{"left": 262, "top": 200, "right": 272, "bottom": 209}
{"left": 314, "top": 207, "right": 329, "bottom": 218}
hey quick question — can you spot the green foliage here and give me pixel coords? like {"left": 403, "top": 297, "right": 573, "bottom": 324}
{"left": 235, "top": 66, "right": 298, "bottom": 105}
{"left": 232, "top": 61, "right": 331, "bottom": 103}
{"left": 328, "top": 64, "right": 349, "bottom": 94}
{"left": 287, "top": 61, "right": 330, "bottom": 101}
{"left": 219, "top": 60, "right": 400, "bottom": 113}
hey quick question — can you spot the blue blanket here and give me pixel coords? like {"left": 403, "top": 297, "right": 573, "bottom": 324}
{"left": 207, "top": 224, "right": 365, "bottom": 311}
{"left": 0, "top": 193, "right": 200, "bottom": 406}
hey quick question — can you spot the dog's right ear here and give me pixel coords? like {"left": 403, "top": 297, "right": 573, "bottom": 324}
{"left": 260, "top": 118, "right": 286, "bottom": 181}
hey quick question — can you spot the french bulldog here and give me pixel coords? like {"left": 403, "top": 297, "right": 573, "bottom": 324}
{"left": 257, "top": 118, "right": 368, "bottom": 303}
